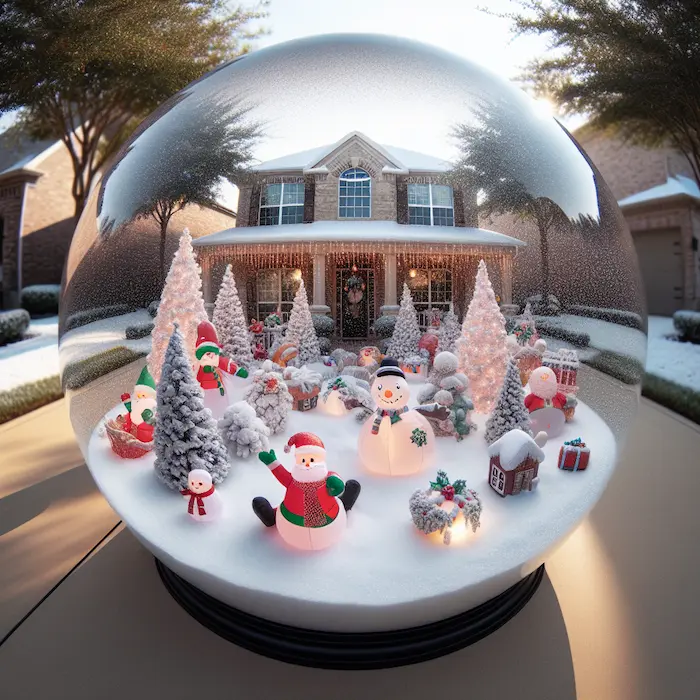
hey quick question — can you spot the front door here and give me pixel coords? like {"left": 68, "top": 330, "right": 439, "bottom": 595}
{"left": 338, "top": 266, "right": 374, "bottom": 338}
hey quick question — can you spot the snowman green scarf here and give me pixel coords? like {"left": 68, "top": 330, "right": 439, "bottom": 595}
{"left": 371, "top": 406, "right": 408, "bottom": 435}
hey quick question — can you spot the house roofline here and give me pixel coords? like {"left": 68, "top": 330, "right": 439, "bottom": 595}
{"left": 0, "top": 167, "right": 43, "bottom": 185}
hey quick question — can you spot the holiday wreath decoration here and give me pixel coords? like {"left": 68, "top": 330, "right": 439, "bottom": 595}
{"left": 344, "top": 268, "right": 366, "bottom": 318}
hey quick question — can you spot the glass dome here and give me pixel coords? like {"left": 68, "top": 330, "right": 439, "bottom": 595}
{"left": 60, "top": 34, "right": 646, "bottom": 657}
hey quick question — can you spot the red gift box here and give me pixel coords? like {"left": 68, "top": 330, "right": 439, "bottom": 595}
{"left": 558, "top": 442, "right": 590, "bottom": 471}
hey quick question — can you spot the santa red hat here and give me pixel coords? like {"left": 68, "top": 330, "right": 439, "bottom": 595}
{"left": 284, "top": 432, "right": 325, "bottom": 457}
{"left": 195, "top": 321, "right": 221, "bottom": 359}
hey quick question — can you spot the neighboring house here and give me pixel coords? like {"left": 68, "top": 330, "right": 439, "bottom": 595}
{"left": 575, "top": 129, "right": 700, "bottom": 315}
{"left": 194, "top": 132, "right": 524, "bottom": 340}
{"left": 0, "top": 127, "right": 75, "bottom": 308}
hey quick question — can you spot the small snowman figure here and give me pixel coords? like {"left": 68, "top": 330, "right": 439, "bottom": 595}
{"left": 358, "top": 357, "right": 436, "bottom": 477}
{"left": 180, "top": 469, "right": 223, "bottom": 523}
{"left": 525, "top": 366, "right": 567, "bottom": 438}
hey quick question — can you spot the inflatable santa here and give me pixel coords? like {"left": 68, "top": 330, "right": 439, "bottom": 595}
{"left": 252, "top": 432, "right": 361, "bottom": 551}
{"left": 119, "top": 366, "right": 157, "bottom": 442}
{"left": 194, "top": 320, "right": 248, "bottom": 419}
{"left": 525, "top": 366, "right": 566, "bottom": 437}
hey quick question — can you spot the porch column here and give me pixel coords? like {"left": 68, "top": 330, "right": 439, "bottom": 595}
{"left": 310, "top": 253, "right": 331, "bottom": 315}
{"left": 499, "top": 254, "right": 518, "bottom": 316}
{"left": 381, "top": 252, "right": 399, "bottom": 315}
{"left": 200, "top": 253, "right": 214, "bottom": 318}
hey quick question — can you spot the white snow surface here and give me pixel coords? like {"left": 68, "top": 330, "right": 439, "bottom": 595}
{"left": 193, "top": 219, "right": 526, "bottom": 249}
{"left": 646, "top": 316, "right": 700, "bottom": 393}
{"left": 618, "top": 175, "right": 700, "bottom": 208}
{"left": 0, "top": 316, "right": 59, "bottom": 391}
{"left": 487, "top": 429, "right": 545, "bottom": 470}
{"left": 87, "top": 376, "right": 617, "bottom": 633}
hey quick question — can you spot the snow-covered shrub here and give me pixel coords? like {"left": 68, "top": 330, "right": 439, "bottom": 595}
{"left": 318, "top": 336, "right": 331, "bottom": 354}
{"left": 372, "top": 315, "right": 396, "bottom": 339}
{"left": 312, "top": 314, "right": 335, "bottom": 338}
{"left": 536, "top": 319, "right": 590, "bottom": 347}
{"left": 21, "top": 284, "right": 60, "bottom": 316}
{"left": 218, "top": 401, "right": 270, "bottom": 458}
{"left": 0, "top": 375, "right": 62, "bottom": 424}
{"left": 147, "top": 299, "right": 160, "bottom": 318}
{"left": 0, "top": 309, "right": 31, "bottom": 345}
{"left": 330, "top": 348, "right": 357, "bottom": 371}
{"left": 64, "top": 304, "right": 135, "bottom": 332}
{"left": 125, "top": 322, "right": 154, "bottom": 339}
{"left": 673, "top": 310, "right": 700, "bottom": 344}
{"left": 524, "top": 293, "right": 561, "bottom": 317}
{"left": 341, "top": 365, "right": 372, "bottom": 383}
{"left": 244, "top": 361, "right": 293, "bottom": 434}
{"left": 567, "top": 304, "right": 643, "bottom": 330}
{"left": 62, "top": 347, "right": 147, "bottom": 391}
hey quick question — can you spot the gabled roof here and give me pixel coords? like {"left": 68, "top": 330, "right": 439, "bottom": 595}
{"left": 618, "top": 175, "right": 700, "bottom": 208}
{"left": 253, "top": 131, "right": 450, "bottom": 174}
{"left": 0, "top": 126, "right": 62, "bottom": 177}
{"left": 488, "top": 429, "right": 545, "bottom": 471}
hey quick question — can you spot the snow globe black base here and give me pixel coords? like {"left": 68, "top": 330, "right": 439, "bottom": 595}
{"left": 155, "top": 558, "right": 545, "bottom": 669}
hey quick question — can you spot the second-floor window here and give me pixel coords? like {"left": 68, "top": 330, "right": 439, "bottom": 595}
{"left": 260, "top": 183, "right": 304, "bottom": 225}
{"left": 339, "top": 168, "right": 371, "bottom": 218}
{"left": 408, "top": 183, "right": 455, "bottom": 226}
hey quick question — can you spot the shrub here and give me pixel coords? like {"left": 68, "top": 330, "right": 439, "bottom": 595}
{"left": 673, "top": 310, "right": 700, "bottom": 344}
{"left": 318, "top": 336, "right": 331, "bottom": 354}
{"left": 21, "top": 284, "right": 61, "bottom": 317}
{"left": 524, "top": 293, "right": 561, "bottom": 316}
{"left": 567, "top": 305, "right": 644, "bottom": 330}
{"left": 64, "top": 304, "right": 135, "bottom": 332}
{"left": 147, "top": 299, "right": 160, "bottom": 318}
{"left": 312, "top": 314, "right": 335, "bottom": 338}
{"left": 536, "top": 319, "right": 590, "bottom": 347}
{"left": 0, "top": 309, "right": 31, "bottom": 346}
{"left": 582, "top": 351, "right": 644, "bottom": 385}
{"left": 642, "top": 373, "right": 700, "bottom": 424}
{"left": 372, "top": 315, "right": 397, "bottom": 338}
{"left": 62, "top": 346, "right": 147, "bottom": 391}
{"left": 125, "top": 322, "right": 154, "bottom": 340}
{"left": 0, "top": 375, "right": 63, "bottom": 424}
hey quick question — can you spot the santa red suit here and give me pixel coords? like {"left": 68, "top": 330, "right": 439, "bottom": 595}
{"left": 524, "top": 392, "right": 567, "bottom": 412}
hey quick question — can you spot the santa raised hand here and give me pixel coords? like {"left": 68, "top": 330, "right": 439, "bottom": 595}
{"left": 194, "top": 320, "right": 248, "bottom": 396}
{"left": 252, "top": 432, "right": 361, "bottom": 551}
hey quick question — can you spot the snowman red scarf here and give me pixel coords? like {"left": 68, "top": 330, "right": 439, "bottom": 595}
{"left": 180, "top": 486, "right": 215, "bottom": 516}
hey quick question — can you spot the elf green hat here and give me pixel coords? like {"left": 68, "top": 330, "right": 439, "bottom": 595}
{"left": 135, "top": 366, "right": 156, "bottom": 395}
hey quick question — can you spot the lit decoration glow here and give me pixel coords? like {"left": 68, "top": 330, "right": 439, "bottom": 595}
{"left": 525, "top": 366, "right": 567, "bottom": 438}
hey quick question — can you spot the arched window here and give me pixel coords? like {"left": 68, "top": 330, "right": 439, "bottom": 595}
{"left": 338, "top": 168, "right": 371, "bottom": 218}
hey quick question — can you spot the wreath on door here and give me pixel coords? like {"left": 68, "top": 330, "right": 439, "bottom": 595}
{"left": 344, "top": 274, "right": 366, "bottom": 317}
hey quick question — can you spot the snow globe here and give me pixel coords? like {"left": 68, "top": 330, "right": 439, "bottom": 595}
{"left": 60, "top": 34, "right": 647, "bottom": 669}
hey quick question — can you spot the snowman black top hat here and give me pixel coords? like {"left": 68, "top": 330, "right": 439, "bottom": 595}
{"left": 376, "top": 357, "right": 405, "bottom": 380}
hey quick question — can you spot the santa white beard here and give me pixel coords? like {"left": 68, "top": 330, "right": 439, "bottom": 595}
{"left": 291, "top": 461, "right": 328, "bottom": 483}
{"left": 131, "top": 397, "right": 156, "bottom": 425}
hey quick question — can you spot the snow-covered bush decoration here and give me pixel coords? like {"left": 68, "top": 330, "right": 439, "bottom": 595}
{"left": 372, "top": 315, "right": 397, "bottom": 339}
{"left": 0, "top": 309, "right": 30, "bottom": 345}
{"left": 318, "top": 336, "right": 332, "bottom": 354}
{"left": 154, "top": 325, "right": 229, "bottom": 491}
{"left": 524, "top": 293, "right": 561, "bottom": 317}
{"left": 312, "top": 314, "right": 335, "bottom": 338}
{"left": 283, "top": 279, "right": 322, "bottom": 365}
{"left": 212, "top": 264, "right": 253, "bottom": 368}
{"left": 244, "top": 360, "right": 293, "bottom": 434}
{"left": 386, "top": 283, "right": 422, "bottom": 363}
{"left": 147, "top": 299, "right": 160, "bottom": 318}
{"left": 673, "top": 310, "right": 700, "bottom": 344}
{"left": 218, "top": 401, "right": 270, "bottom": 458}
{"left": 330, "top": 348, "right": 358, "bottom": 371}
{"left": 419, "top": 351, "right": 461, "bottom": 404}
{"left": 341, "top": 366, "right": 372, "bottom": 384}
{"left": 322, "top": 375, "right": 374, "bottom": 422}
{"left": 436, "top": 308, "right": 461, "bottom": 355}
{"left": 484, "top": 358, "right": 532, "bottom": 445}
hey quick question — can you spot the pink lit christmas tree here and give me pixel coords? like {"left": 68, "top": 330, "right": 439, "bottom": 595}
{"left": 456, "top": 259, "right": 509, "bottom": 413}
{"left": 148, "top": 229, "right": 207, "bottom": 382}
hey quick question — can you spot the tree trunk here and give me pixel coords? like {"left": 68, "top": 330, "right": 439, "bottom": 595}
{"left": 160, "top": 218, "right": 169, "bottom": 288}
{"left": 539, "top": 222, "right": 550, "bottom": 303}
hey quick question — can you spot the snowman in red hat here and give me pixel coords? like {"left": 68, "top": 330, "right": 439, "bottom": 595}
{"left": 194, "top": 320, "right": 248, "bottom": 419}
{"left": 253, "top": 432, "right": 361, "bottom": 551}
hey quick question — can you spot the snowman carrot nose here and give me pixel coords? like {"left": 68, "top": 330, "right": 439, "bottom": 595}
{"left": 384, "top": 390, "right": 393, "bottom": 398}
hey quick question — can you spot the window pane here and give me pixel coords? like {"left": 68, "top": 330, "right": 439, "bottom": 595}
{"left": 259, "top": 207, "right": 280, "bottom": 226}
{"left": 261, "top": 183, "right": 281, "bottom": 206}
{"left": 339, "top": 177, "right": 370, "bottom": 217}
{"left": 340, "top": 168, "right": 370, "bottom": 180}
{"left": 257, "top": 270, "right": 279, "bottom": 302}
{"left": 409, "top": 207, "right": 431, "bottom": 226}
{"left": 281, "top": 205, "right": 304, "bottom": 224}
{"left": 408, "top": 183, "right": 430, "bottom": 206}
{"left": 282, "top": 183, "right": 304, "bottom": 205}
{"left": 432, "top": 208, "right": 454, "bottom": 227}
{"left": 431, "top": 184, "right": 453, "bottom": 207}
{"left": 281, "top": 269, "right": 299, "bottom": 301}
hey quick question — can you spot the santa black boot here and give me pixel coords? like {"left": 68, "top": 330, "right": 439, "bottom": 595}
{"left": 252, "top": 497, "right": 276, "bottom": 527}
{"left": 339, "top": 479, "right": 361, "bottom": 512}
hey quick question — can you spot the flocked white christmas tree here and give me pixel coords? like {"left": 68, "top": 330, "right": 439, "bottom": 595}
{"left": 153, "top": 324, "right": 229, "bottom": 490}
{"left": 456, "top": 259, "right": 509, "bottom": 413}
{"left": 386, "top": 283, "right": 422, "bottom": 363}
{"left": 212, "top": 264, "right": 253, "bottom": 368}
{"left": 436, "top": 304, "right": 461, "bottom": 355}
{"left": 283, "top": 278, "right": 321, "bottom": 365}
{"left": 148, "top": 229, "right": 207, "bottom": 382}
{"left": 483, "top": 357, "right": 532, "bottom": 444}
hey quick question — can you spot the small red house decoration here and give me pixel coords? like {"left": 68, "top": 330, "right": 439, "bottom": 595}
{"left": 542, "top": 348, "right": 579, "bottom": 395}
{"left": 487, "top": 429, "right": 546, "bottom": 497}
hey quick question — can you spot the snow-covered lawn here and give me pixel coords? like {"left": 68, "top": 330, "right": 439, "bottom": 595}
{"left": 0, "top": 316, "right": 59, "bottom": 392}
{"left": 646, "top": 316, "right": 700, "bottom": 393}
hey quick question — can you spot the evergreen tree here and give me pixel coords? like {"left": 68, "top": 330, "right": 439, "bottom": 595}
{"left": 213, "top": 264, "right": 253, "bottom": 368}
{"left": 147, "top": 229, "right": 206, "bottom": 382}
{"left": 283, "top": 278, "right": 321, "bottom": 365}
{"left": 436, "top": 306, "right": 461, "bottom": 354}
{"left": 457, "top": 259, "right": 509, "bottom": 414}
{"left": 513, "top": 301, "right": 538, "bottom": 346}
{"left": 484, "top": 358, "right": 532, "bottom": 445}
{"left": 154, "top": 325, "right": 229, "bottom": 491}
{"left": 244, "top": 362, "right": 293, "bottom": 434}
{"left": 386, "top": 283, "right": 422, "bottom": 363}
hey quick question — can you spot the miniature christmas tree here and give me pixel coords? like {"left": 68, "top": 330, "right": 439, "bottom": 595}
{"left": 154, "top": 325, "right": 229, "bottom": 491}
{"left": 218, "top": 401, "right": 271, "bottom": 458}
{"left": 386, "top": 283, "right": 422, "bottom": 363}
{"left": 484, "top": 358, "right": 532, "bottom": 444}
{"left": 148, "top": 229, "right": 207, "bottom": 382}
{"left": 244, "top": 361, "right": 293, "bottom": 434}
{"left": 212, "top": 264, "right": 253, "bottom": 368}
{"left": 513, "top": 301, "right": 538, "bottom": 346}
{"left": 456, "top": 259, "right": 509, "bottom": 413}
{"left": 283, "top": 278, "right": 321, "bottom": 365}
{"left": 436, "top": 306, "right": 461, "bottom": 355}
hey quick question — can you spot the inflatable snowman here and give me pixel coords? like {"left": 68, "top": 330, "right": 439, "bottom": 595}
{"left": 525, "top": 366, "right": 567, "bottom": 438}
{"left": 180, "top": 469, "right": 223, "bottom": 522}
{"left": 358, "top": 358, "right": 436, "bottom": 477}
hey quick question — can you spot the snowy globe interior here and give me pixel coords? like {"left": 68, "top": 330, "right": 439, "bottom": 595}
{"left": 59, "top": 35, "right": 647, "bottom": 643}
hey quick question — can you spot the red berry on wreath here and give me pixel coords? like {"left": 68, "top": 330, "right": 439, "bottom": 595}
{"left": 441, "top": 485, "right": 455, "bottom": 500}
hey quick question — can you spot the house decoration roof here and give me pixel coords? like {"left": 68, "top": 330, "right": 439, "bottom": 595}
{"left": 192, "top": 219, "right": 526, "bottom": 249}
{"left": 253, "top": 131, "right": 451, "bottom": 174}
{"left": 0, "top": 127, "right": 62, "bottom": 177}
{"left": 618, "top": 175, "right": 700, "bottom": 208}
{"left": 487, "top": 429, "right": 545, "bottom": 471}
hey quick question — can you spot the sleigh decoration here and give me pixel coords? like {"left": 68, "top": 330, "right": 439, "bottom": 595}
{"left": 106, "top": 414, "right": 154, "bottom": 459}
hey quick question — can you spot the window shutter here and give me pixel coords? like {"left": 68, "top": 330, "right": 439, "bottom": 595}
{"left": 249, "top": 183, "right": 261, "bottom": 226}
{"left": 454, "top": 186, "right": 478, "bottom": 227}
{"left": 396, "top": 176, "right": 409, "bottom": 224}
{"left": 303, "top": 175, "right": 315, "bottom": 224}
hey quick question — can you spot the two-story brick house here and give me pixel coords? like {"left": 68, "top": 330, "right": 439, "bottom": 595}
{"left": 193, "top": 132, "right": 524, "bottom": 339}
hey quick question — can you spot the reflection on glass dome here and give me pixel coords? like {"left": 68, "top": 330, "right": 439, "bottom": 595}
{"left": 59, "top": 34, "right": 647, "bottom": 654}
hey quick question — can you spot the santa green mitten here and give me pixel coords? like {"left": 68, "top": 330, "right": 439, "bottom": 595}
{"left": 326, "top": 474, "right": 345, "bottom": 497}
{"left": 141, "top": 408, "right": 155, "bottom": 425}
{"left": 258, "top": 449, "right": 277, "bottom": 466}
{"left": 236, "top": 367, "right": 249, "bottom": 378}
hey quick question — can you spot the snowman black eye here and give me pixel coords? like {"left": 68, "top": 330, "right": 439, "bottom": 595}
{"left": 310, "top": 458, "right": 314, "bottom": 463}
{"left": 396, "top": 383, "right": 401, "bottom": 390}
{"left": 377, "top": 384, "right": 383, "bottom": 390}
